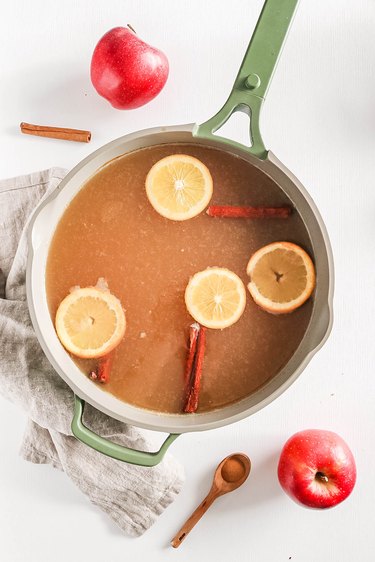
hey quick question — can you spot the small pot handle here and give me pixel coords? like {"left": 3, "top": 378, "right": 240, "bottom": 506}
{"left": 194, "top": 0, "right": 299, "bottom": 159}
{"left": 71, "top": 395, "right": 180, "bottom": 467}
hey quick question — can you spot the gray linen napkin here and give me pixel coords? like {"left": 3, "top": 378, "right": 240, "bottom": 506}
{"left": 0, "top": 167, "right": 184, "bottom": 536}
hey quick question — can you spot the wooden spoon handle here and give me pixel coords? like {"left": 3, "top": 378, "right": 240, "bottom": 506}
{"left": 171, "top": 490, "right": 217, "bottom": 548}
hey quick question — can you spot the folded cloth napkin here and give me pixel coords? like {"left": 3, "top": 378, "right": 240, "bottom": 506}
{"left": 0, "top": 168, "right": 184, "bottom": 536}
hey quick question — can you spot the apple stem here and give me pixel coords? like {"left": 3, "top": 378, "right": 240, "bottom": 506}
{"left": 127, "top": 24, "right": 136, "bottom": 34}
{"left": 315, "top": 471, "right": 329, "bottom": 483}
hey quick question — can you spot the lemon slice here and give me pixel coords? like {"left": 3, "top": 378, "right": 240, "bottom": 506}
{"left": 246, "top": 241, "right": 316, "bottom": 314}
{"left": 55, "top": 286, "right": 126, "bottom": 358}
{"left": 185, "top": 267, "right": 246, "bottom": 329}
{"left": 145, "top": 154, "right": 213, "bottom": 221}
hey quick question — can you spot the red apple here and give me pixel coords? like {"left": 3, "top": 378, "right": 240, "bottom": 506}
{"left": 90, "top": 26, "right": 169, "bottom": 109}
{"left": 277, "top": 429, "right": 356, "bottom": 509}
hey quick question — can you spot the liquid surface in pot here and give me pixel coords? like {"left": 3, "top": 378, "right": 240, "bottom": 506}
{"left": 46, "top": 143, "right": 313, "bottom": 413}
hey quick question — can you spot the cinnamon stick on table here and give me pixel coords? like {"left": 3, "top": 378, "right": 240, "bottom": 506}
{"left": 20, "top": 122, "right": 91, "bottom": 143}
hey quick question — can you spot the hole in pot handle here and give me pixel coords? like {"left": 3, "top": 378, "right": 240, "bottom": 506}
{"left": 71, "top": 395, "right": 180, "bottom": 467}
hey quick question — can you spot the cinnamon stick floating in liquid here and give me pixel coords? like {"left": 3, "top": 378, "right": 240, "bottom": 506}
{"left": 184, "top": 323, "right": 200, "bottom": 386}
{"left": 207, "top": 205, "right": 292, "bottom": 219}
{"left": 89, "top": 354, "right": 113, "bottom": 383}
{"left": 20, "top": 122, "right": 91, "bottom": 143}
{"left": 184, "top": 326, "right": 206, "bottom": 413}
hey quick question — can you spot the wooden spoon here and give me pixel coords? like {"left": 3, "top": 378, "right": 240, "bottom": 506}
{"left": 171, "top": 453, "right": 251, "bottom": 548}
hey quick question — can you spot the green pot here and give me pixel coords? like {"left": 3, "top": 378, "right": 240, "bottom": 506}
{"left": 27, "top": 0, "right": 333, "bottom": 466}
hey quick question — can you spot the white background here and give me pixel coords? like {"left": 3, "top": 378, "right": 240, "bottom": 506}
{"left": 1, "top": 1, "right": 374, "bottom": 560}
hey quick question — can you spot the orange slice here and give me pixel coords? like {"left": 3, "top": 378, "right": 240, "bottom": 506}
{"left": 246, "top": 241, "right": 315, "bottom": 314}
{"left": 55, "top": 285, "right": 126, "bottom": 358}
{"left": 185, "top": 267, "right": 246, "bottom": 329}
{"left": 145, "top": 154, "right": 213, "bottom": 220}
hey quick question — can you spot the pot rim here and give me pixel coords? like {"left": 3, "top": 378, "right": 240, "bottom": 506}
{"left": 26, "top": 123, "right": 334, "bottom": 434}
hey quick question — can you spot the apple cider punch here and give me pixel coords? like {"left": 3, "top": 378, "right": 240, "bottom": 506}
{"left": 47, "top": 143, "right": 314, "bottom": 413}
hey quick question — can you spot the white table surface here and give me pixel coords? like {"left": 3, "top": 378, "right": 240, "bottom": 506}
{"left": 1, "top": 1, "right": 374, "bottom": 560}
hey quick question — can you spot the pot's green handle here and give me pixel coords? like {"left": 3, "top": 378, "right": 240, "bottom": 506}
{"left": 193, "top": 0, "right": 299, "bottom": 159}
{"left": 71, "top": 395, "right": 180, "bottom": 467}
